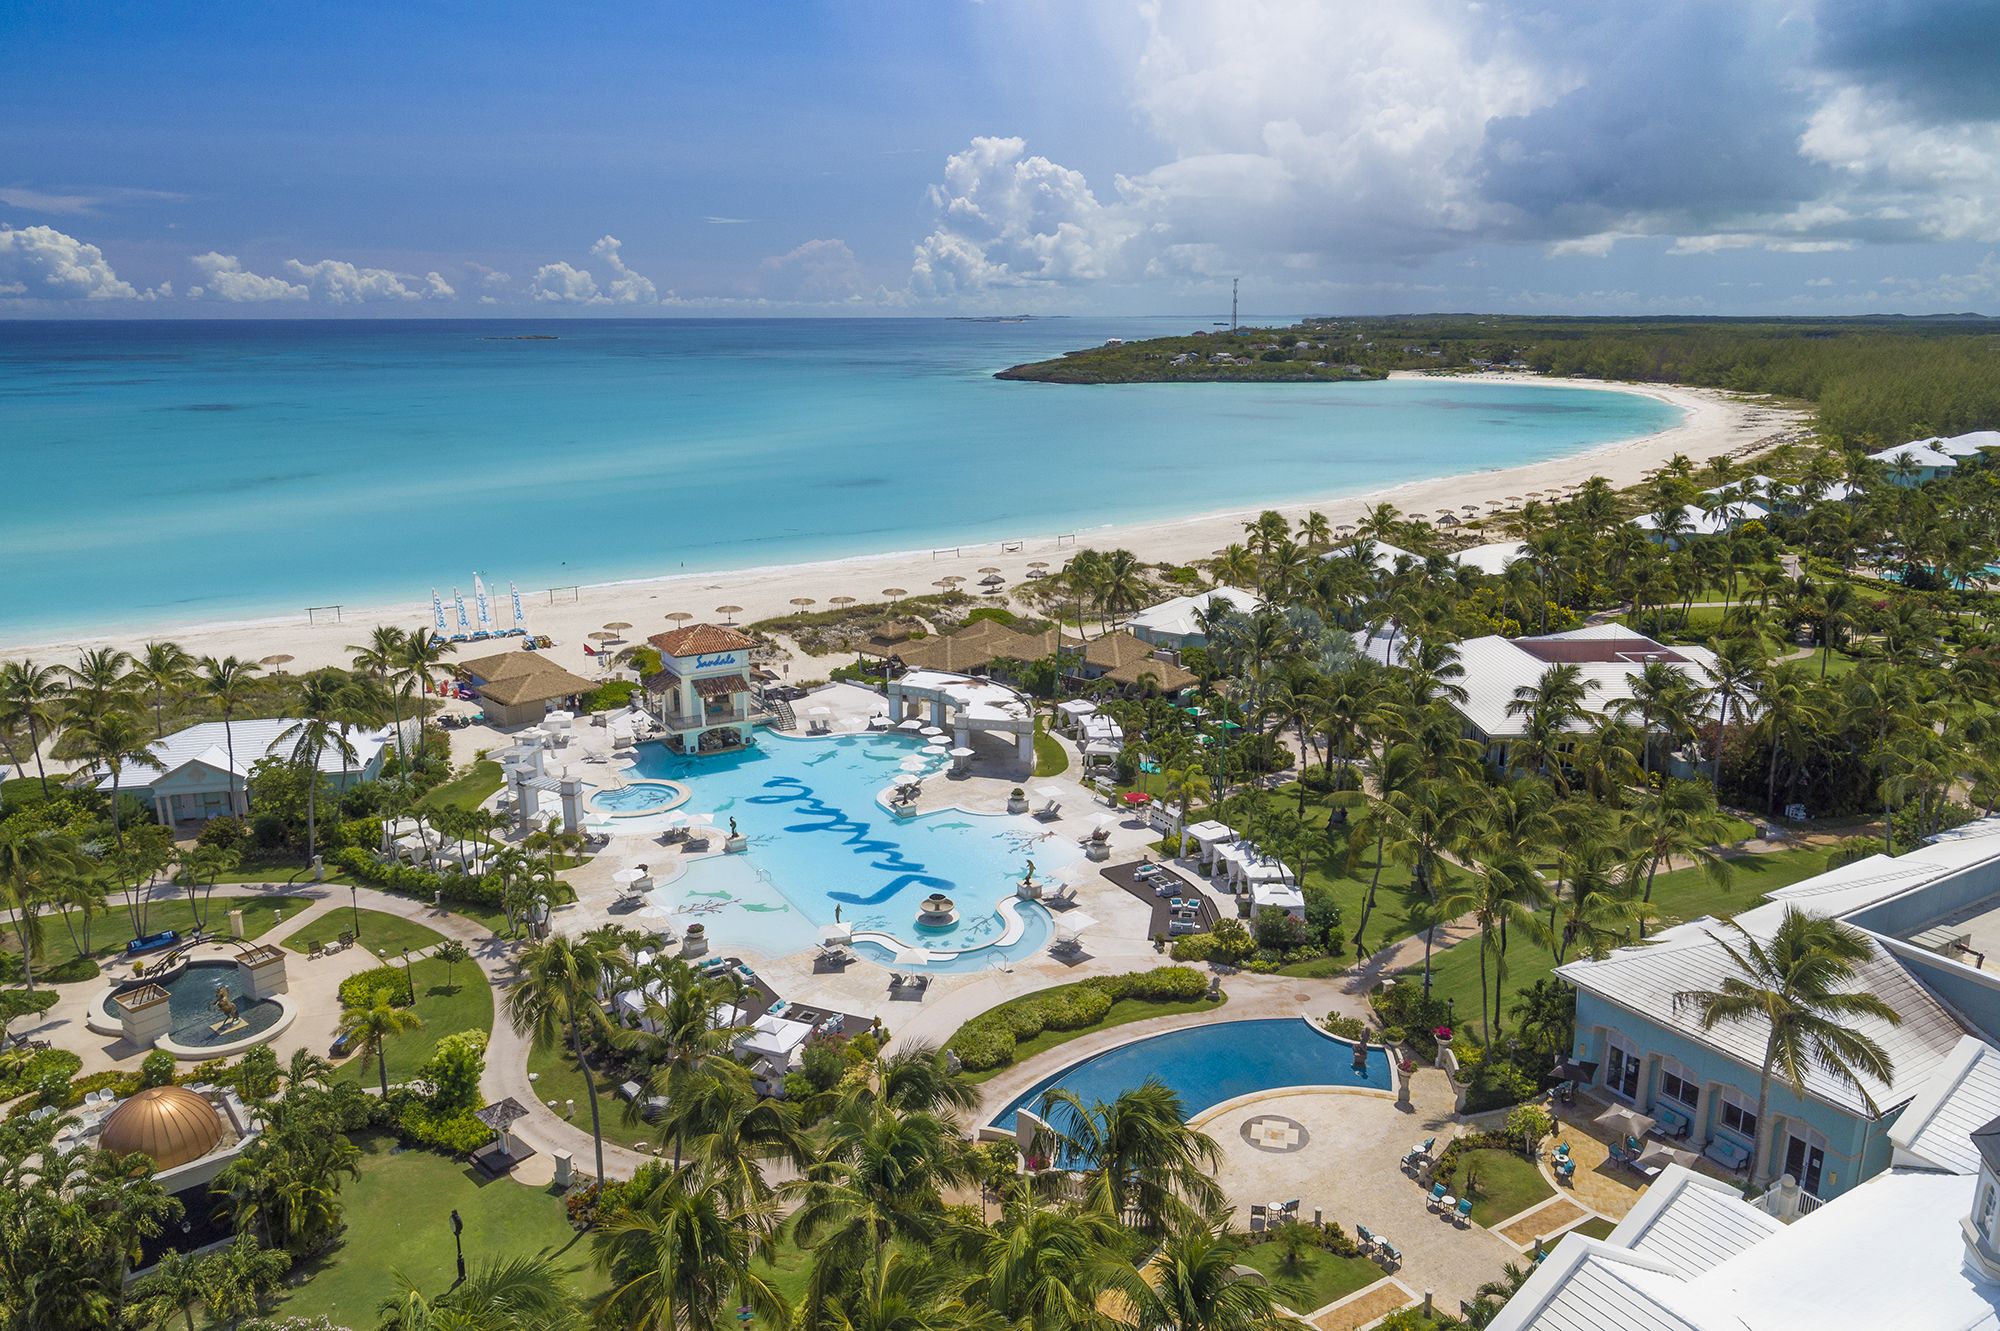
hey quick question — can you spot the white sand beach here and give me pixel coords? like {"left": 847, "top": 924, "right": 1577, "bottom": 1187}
{"left": 1, "top": 375, "right": 1802, "bottom": 675}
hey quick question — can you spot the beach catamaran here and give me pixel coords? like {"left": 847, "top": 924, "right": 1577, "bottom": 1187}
{"left": 430, "top": 576, "right": 530, "bottom": 645}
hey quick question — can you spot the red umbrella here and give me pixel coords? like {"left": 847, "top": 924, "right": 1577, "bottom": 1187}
{"left": 1121, "top": 791, "right": 1152, "bottom": 805}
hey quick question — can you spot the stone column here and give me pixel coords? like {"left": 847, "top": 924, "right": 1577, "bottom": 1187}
{"left": 559, "top": 778, "right": 583, "bottom": 834}
{"left": 115, "top": 985, "right": 172, "bottom": 1050}
{"left": 1016, "top": 727, "right": 1034, "bottom": 762}
{"left": 511, "top": 769, "right": 536, "bottom": 836}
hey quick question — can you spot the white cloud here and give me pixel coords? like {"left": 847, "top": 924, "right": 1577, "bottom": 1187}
{"left": 1799, "top": 85, "right": 2000, "bottom": 243}
{"left": 589, "top": 235, "right": 659, "bottom": 304}
{"left": 1548, "top": 231, "right": 1646, "bottom": 258}
{"left": 0, "top": 224, "right": 141, "bottom": 299}
{"left": 529, "top": 260, "right": 602, "bottom": 304}
{"left": 188, "top": 252, "right": 450, "bottom": 303}
{"left": 704, "top": 216, "right": 753, "bottom": 225}
{"left": 528, "top": 238, "right": 666, "bottom": 305}
{"left": 189, "top": 252, "right": 307, "bottom": 301}
{"left": 466, "top": 263, "right": 512, "bottom": 289}
{"left": 760, "top": 238, "right": 862, "bottom": 302}
{"left": 911, "top": 136, "right": 1136, "bottom": 294}
{"left": 0, "top": 185, "right": 187, "bottom": 216}
{"left": 1807, "top": 276, "right": 1835, "bottom": 286}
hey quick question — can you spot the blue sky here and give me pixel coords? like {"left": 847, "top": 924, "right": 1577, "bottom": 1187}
{"left": 4, "top": 0, "right": 1999, "bottom": 317}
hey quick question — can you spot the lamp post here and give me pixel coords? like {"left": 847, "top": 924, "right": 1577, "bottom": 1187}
{"left": 401, "top": 947, "right": 416, "bottom": 1005}
{"left": 349, "top": 882, "right": 362, "bottom": 941}
{"left": 450, "top": 1208, "right": 465, "bottom": 1288}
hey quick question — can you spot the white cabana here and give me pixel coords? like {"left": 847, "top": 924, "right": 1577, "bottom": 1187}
{"left": 1055, "top": 911, "right": 1099, "bottom": 944}
{"left": 1082, "top": 714, "right": 1124, "bottom": 744}
{"left": 1184, "top": 819, "right": 1237, "bottom": 864}
{"left": 1250, "top": 878, "right": 1305, "bottom": 920}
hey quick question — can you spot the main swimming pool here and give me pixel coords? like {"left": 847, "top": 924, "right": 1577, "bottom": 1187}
{"left": 629, "top": 734, "right": 1076, "bottom": 962}
{"left": 989, "top": 1018, "right": 1393, "bottom": 1134}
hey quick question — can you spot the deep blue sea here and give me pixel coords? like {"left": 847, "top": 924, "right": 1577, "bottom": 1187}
{"left": 0, "top": 318, "right": 1677, "bottom": 639}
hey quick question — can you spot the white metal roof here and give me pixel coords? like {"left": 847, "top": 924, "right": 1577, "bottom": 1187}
{"left": 88, "top": 717, "right": 400, "bottom": 791}
{"left": 1123, "top": 587, "right": 1261, "bottom": 640}
{"left": 1870, "top": 441, "right": 1958, "bottom": 468}
{"left": 1445, "top": 628, "right": 1718, "bottom": 741}
{"left": 1493, "top": 1166, "right": 2000, "bottom": 1331}
{"left": 1943, "top": 430, "right": 2000, "bottom": 457}
{"left": 1557, "top": 914, "right": 1965, "bottom": 1117}
{"left": 1632, "top": 500, "right": 1769, "bottom": 537}
{"left": 1889, "top": 1036, "right": 2000, "bottom": 1175}
{"left": 1452, "top": 540, "right": 1529, "bottom": 576}
{"left": 1609, "top": 1166, "right": 1783, "bottom": 1276}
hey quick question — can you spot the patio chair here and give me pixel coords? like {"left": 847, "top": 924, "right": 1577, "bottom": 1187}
{"left": 1554, "top": 1141, "right": 1571, "bottom": 1158}
{"left": 1554, "top": 1157, "right": 1576, "bottom": 1185}
{"left": 1427, "top": 1183, "right": 1448, "bottom": 1210}
{"left": 1375, "top": 1239, "right": 1402, "bottom": 1268}
{"left": 1248, "top": 1203, "right": 1267, "bottom": 1233}
{"left": 1455, "top": 1197, "right": 1474, "bottom": 1227}
{"left": 1354, "top": 1224, "right": 1379, "bottom": 1252}
{"left": 1281, "top": 1199, "right": 1300, "bottom": 1216}
{"left": 1034, "top": 799, "right": 1061, "bottom": 821}
{"left": 1705, "top": 1138, "right": 1752, "bottom": 1172}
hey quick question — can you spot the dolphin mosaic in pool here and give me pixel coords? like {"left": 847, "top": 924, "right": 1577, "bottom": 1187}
{"left": 630, "top": 733, "right": 1077, "bottom": 958}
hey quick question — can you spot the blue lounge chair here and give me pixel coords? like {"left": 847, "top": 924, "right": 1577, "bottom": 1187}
{"left": 1428, "top": 1183, "right": 1447, "bottom": 1210}
{"left": 1455, "top": 1197, "right": 1474, "bottom": 1226}
{"left": 1706, "top": 1138, "right": 1753, "bottom": 1172}
{"left": 1376, "top": 1239, "right": 1402, "bottom": 1267}
{"left": 1355, "top": 1224, "right": 1378, "bottom": 1250}
{"left": 1555, "top": 1142, "right": 1571, "bottom": 1158}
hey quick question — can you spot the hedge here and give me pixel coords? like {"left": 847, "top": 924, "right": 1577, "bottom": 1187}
{"left": 947, "top": 967, "right": 1211, "bottom": 1073}
{"left": 0, "top": 1048, "right": 81, "bottom": 1101}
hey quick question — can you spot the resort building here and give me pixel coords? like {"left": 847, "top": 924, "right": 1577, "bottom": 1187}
{"left": 1870, "top": 439, "right": 1961, "bottom": 485}
{"left": 872, "top": 618, "right": 1060, "bottom": 675}
{"left": 1556, "top": 819, "right": 2000, "bottom": 1206}
{"left": 885, "top": 670, "right": 1036, "bottom": 763}
{"left": 1490, "top": 1034, "right": 2000, "bottom": 1331}
{"left": 1123, "top": 586, "right": 1261, "bottom": 652}
{"left": 86, "top": 716, "right": 409, "bottom": 824}
{"left": 456, "top": 650, "right": 596, "bottom": 727}
{"left": 1632, "top": 498, "right": 1770, "bottom": 543}
{"left": 1063, "top": 630, "right": 1198, "bottom": 695}
{"left": 1423, "top": 625, "right": 1719, "bottom": 771}
{"left": 641, "top": 623, "right": 770, "bottom": 755}
{"left": 1450, "top": 540, "right": 1528, "bottom": 576}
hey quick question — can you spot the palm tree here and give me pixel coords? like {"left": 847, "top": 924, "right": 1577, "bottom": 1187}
{"left": 1704, "top": 637, "right": 1767, "bottom": 787}
{"left": 1038, "top": 1081, "right": 1221, "bottom": 1232}
{"left": 1673, "top": 906, "right": 1899, "bottom": 1188}
{"left": 0, "top": 660, "right": 67, "bottom": 795}
{"left": 1624, "top": 777, "right": 1734, "bottom": 925}
{"left": 1503, "top": 663, "right": 1598, "bottom": 787}
{"left": 0, "top": 824, "right": 79, "bottom": 992}
{"left": 1752, "top": 662, "right": 1830, "bottom": 815}
{"left": 277, "top": 671, "right": 357, "bottom": 866}
{"left": 1437, "top": 854, "right": 1548, "bottom": 1045}
{"left": 349, "top": 625, "right": 411, "bottom": 763}
{"left": 1610, "top": 660, "right": 1701, "bottom": 773}
{"left": 129, "top": 641, "right": 195, "bottom": 739}
{"left": 507, "top": 932, "right": 613, "bottom": 1180}
{"left": 197, "top": 656, "right": 261, "bottom": 813}
{"left": 1094, "top": 549, "right": 1148, "bottom": 627}
{"left": 393, "top": 629, "right": 456, "bottom": 735}
{"left": 1112, "top": 1214, "right": 1286, "bottom": 1331}
{"left": 1813, "top": 580, "right": 1858, "bottom": 678}
{"left": 379, "top": 1254, "right": 579, "bottom": 1331}
{"left": 69, "top": 708, "right": 162, "bottom": 846}
{"left": 820, "top": 1241, "right": 991, "bottom": 1331}
{"left": 338, "top": 996, "right": 422, "bottom": 1096}
{"left": 970, "top": 1185, "right": 1124, "bottom": 1331}
{"left": 62, "top": 646, "right": 134, "bottom": 722}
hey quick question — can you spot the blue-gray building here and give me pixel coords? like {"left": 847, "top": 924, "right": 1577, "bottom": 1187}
{"left": 1557, "top": 821, "right": 2000, "bottom": 1202}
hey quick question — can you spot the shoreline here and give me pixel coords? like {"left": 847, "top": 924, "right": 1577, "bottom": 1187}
{"left": 0, "top": 374, "right": 1803, "bottom": 673}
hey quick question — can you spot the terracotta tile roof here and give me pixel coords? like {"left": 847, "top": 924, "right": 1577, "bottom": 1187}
{"left": 691, "top": 674, "right": 750, "bottom": 699}
{"left": 891, "top": 620, "right": 1060, "bottom": 671}
{"left": 648, "top": 623, "right": 757, "bottom": 658}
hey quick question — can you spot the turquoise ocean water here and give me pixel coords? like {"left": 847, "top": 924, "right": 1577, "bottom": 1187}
{"left": 0, "top": 319, "right": 1678, "bottom": 639}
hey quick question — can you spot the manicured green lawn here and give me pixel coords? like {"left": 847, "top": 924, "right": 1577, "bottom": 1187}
{"left": 1418, "top": 844, "right": 1844, "bottom": 1041}
{"left": 1441, "top": 1147, "right": 1552, "bottom": 1228}
{"left": 334, "top": 957, "right": 493, "bottom": 1088}
{"left": 1569, "top": 1216, "right": 1617, "bottom": 1241}
{"left": 266, "top": 1132, "right": 599, "bottom": 1325}
{"left": 524, "top": 1038, "right": 629, "bottom": 1141}
{"left": 959, "top": 980, "right": 1229, "bottom": 1084}
{"left": 1237, "top": 1238, "right": 1384, "bottom": 1313}
{"left": 285, "top": 907, "right": 448, "bottom": 956}
{"left": 1033, "top": 721, "right": 1069, "bottom": 778}
{"left": 420, "top": 759, "right": 505, "bottom": 814}
{"left": 19, "top": 894, "right": 315, "bottom": 968}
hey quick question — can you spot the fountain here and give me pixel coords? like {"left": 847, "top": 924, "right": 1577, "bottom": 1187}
{"left": 915, "top": 893, "right": 959, "bottom": 930}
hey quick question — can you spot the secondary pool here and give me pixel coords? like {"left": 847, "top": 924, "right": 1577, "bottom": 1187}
{"left": 989, "top": 1018, "right": 1393, "bottom": 1134}
{"left": 125, "top": 960, "right": 285, "bottom": 1050}
{"left": 589, "top": 779, "right": 688, "bottom": 816}
{"left": 632, "top": 734, "right": 1077, "bottom": 961}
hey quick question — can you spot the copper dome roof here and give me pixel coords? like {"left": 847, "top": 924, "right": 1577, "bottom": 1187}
{"left": 98, "top": 1086, "right": 224, "bottom": 1170}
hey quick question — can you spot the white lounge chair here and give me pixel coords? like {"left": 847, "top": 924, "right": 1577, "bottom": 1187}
{"left": 1033, "top": 799, "right": 1061, "bottom": 821}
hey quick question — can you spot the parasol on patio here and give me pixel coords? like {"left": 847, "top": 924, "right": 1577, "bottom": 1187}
{"left": 613, "top": 867, "right": 645, "bottom": 886}
{"left": 1593, "top": 1105, "right": 1657, "bottom": 1142}
{"left": 899, "top": 757, "right": 930, "bottom": 772}
{"left": 818, "top": 922, "right": 853, "bottom": 946}
{"left": 918, "top": 725, "right": 944, "bottom": 736}
{"left": 896, "top": 718, "right": 924, "bottom": 731}
{"left": 587, "top": 631, "right": 618, "bottom": 643}
{"left": 978, "top": 566, "right": 1001, "bottom": 575}
{"left": 664, "top": 611, "right": 693, "bottom": 624}
{"left": 1121, "top": 791, "right": 1152, "bottom": 806}
{"left": 1550, "top": 1057, "right": 1599, "bottom": 1084}
{"left": 1634, "top": 1141, "right": 1700, "bottom": 1173}
{"left": 716, "top": 605, "right": 743, "bottom": 624}
{"left": 603, "top": 621, "right": 633, "bottom": 634}
{"left": 948, "top": 746, "right": 975, "bottom": 759}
